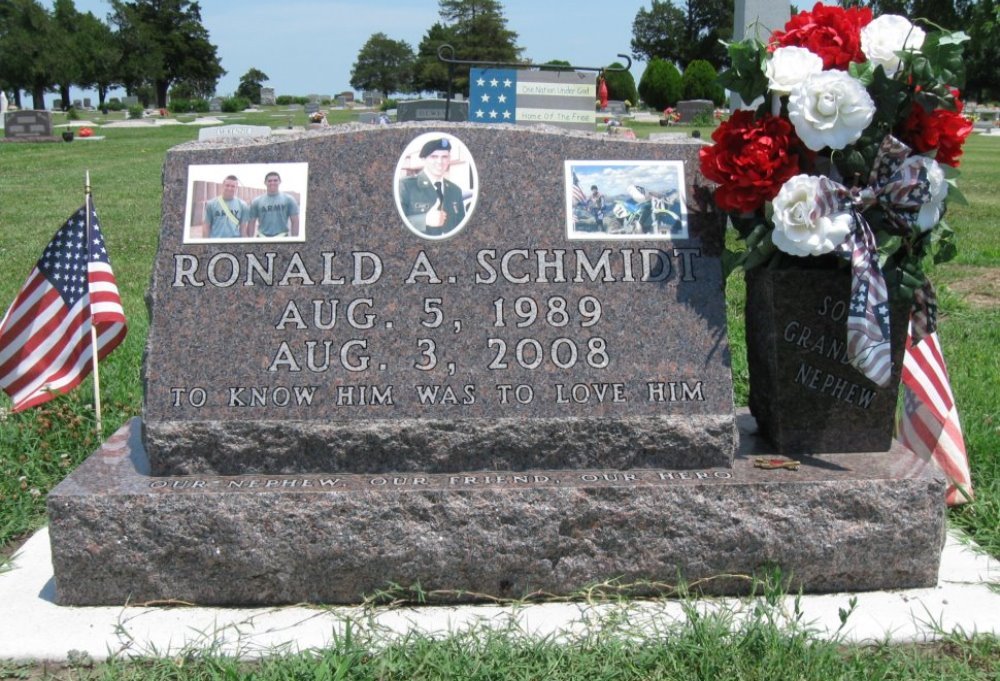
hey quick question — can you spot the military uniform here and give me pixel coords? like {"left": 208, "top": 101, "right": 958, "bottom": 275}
{"left": 399, "top": 170, "right": 466, "bottom": 236}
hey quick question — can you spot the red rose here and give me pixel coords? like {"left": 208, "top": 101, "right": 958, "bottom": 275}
{"left": 699, "top": 110, "right": 813, "bottom": 213}
{"left": 899, "top": 95, "right": 973, "bottom": 167}
{"left": 771, "top": 2, "right": 872, "bottom": 71}
{"left": 78, "top": 127, "right": 93, "bottom": 137}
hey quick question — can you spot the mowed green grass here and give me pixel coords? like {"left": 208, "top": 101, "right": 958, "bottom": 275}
{"left": 0, "top": 110, "right": 997, "bottom": 563}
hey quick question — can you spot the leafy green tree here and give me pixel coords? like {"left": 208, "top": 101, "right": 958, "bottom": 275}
{"left": 350, "top": 33, "right": 416, "bottom": 98}
{"left": 0, "top": 0, "right": 59, "bottom": 108}
{"left": 51, "top": 0, "right": 83, "bottom": 108}
{"left": 639, "top": 58, "right": 682, "bottom": 109}
{"left": 414, "top": 0, "right": 522, "bottom": 96}
{"left": 414, "top": 22, "right": 458, "bottom": 95}
{"left": 76, "top": 11, "right": 121, "bottom": 107}
{"left": 959, "top": 0, "right": 999, "bottom": 101}
{"left": 603, "top": 61, "right": 638, "bottom": 105}
{"left": 631, "top": 0, "right": 686, "bottom": 64}
{"left": 540, "top": 59, "right": 572, "bottom": 71}
{"left": 631, "top": 0, "right": 732, "bottom": 69}
{"left": 682, "top": 59, "right": 725, "bottom": 104}
{"left": 109, "top": 0, "right": 225, "bottom": 108}
{"left": 236, "top": 67, "right": 269, "bottom": 104}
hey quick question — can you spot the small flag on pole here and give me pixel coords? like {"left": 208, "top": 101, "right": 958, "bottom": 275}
{"left": 572, "top": 172, "right": 587, "bottom": 205}
{"left": 0, "top": 197, "right": 126, "bottom": 412}
{"left": 897, "top": 328, "right": 972, "bottom": 505}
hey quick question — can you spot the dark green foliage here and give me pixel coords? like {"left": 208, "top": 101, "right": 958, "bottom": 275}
{"left": 350, "top": 33, "right": 416, "bottom": 98}
{"left": 109, "top": 0, "right": 225, "bottom": 109}
{"left": 682, "top": 59, "right": 725, "bottom": 104}
{"left": 631, "top": 0, "right": 732, "bottom": 69}
{"left": 638, "top": 58, "right": 682, "bottom": 109}
{"left": 220, "top": 96, "right": 249, "bottom": 113}
{"left": 603, "top": 62, "right": 638, "bottom": 105}
{"left": 413, "top": 0, "right": 522, "bottom": 96}
{"left": 236, "top": 67, "right": 269, "bottom": 105}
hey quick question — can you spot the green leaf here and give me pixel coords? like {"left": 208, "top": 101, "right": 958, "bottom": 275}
{"left": 849, "top": 61, "right": 875, "bottom": 86}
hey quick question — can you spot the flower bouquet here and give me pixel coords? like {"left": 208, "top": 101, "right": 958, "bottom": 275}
{"left": 699, "top": 3, "right": 972, "bottom": 451}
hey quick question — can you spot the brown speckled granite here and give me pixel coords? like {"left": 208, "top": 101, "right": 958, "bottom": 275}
{"left": 143, "top": 123, "right": 736, "bottom": 474}
{"left": 47, "top": 414, "right": 946, "bottom": 606}
{"left": 745, "top": 268, "right": 910, "bottom": 454}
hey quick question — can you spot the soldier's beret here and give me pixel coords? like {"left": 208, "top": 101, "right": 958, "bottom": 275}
{"left": 419, "top": 137, "right": 451, "bottom": 158}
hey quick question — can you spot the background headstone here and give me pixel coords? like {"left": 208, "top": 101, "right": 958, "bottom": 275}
{"left": 260, "top": 87, "right": 276, "bottom": 106}
{"left": 396, "top": 99, "right": 468, "bottom": 122}
{"left": 676, "top": 100, "right": 714, "bottom": 124}
{"left": 209, "top": 97, "right": 223, "bottom": 112}
{"left": 124, "top": 96, "right": 140, "bottom": 106}
{"left": 53, "top": 98, "right": 63, "bottom": 110}
{"left": 197, "top": 124, "right": 272, "bottom": 142}
{"left": 0, "top": 91, "right": 7, "bottom": 129}
{"left": 83, "top": 97, "right": 92, "bottom": 108}
{"left": 4, "top": 110, "right": 53, "bottom": 139}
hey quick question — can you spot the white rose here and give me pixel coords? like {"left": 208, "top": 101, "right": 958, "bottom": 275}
{"left": 861, "top": 15, "right": 926, "bottom": 76}
{"left": 764, "top": 46, "right": 824, "bottom": 95}
{"left": 771, "top": 175, "right": 854, "bottom": 257}
{"left": 900, "top": 156, "right": 948, "bottom": 231}
{"left": 788, "top": 71, "right": 875, "bottom": 151}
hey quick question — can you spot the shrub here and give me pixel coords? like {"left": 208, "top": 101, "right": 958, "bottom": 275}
{"left": 380, "top": 99, "right": 398, "bottom": 112}
{"left": 66, "top": 106, "right": 80, "bottom": 121}
{"left": 275, "top": 95, "right": 296, "bottom": 105}
{"left": 106, "top": 99, "right": 124, "bottom": 111}
{"left": 639, "top": 58, "right": 683, "bottom": 110}
{"left": 169, "top": 98, "right": 192, "bottom": 113}
{"left": 682, "top": 59, "right": 726, "bottom": 105}
{"left": 191, "top": 99, "right": 210, "bottom": 113}
{"left": 220, "top": 96, "right": 250, "bottom": 113}
{"left": 603, "top": 62, "right": 638, "bottom": 107}
{"left": 127, "top": 104, "right": 144, "bottom": 119}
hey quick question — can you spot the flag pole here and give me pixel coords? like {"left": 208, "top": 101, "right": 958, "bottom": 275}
{"left": 85, "top": 171, "right": 104, "bottom": 439}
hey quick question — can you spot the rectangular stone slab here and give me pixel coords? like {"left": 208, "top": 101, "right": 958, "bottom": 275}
{"left": 47, "top": 416, "right": 946, "bottom": 606}
{"left": 143, "top": 124, "right": 736, "bottom": 475}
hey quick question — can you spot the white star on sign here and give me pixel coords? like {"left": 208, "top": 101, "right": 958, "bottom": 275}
{"left": 481, "top": 93, "right": 490, "bottom": 103}
{"left": 476, "top": 77, "right": 485, "bottom": 86}
{"left": 489, "top": 110, "right": 498, "bottom": 119}
{"left": 503, "top": 78, "right": 512, "bottom": 87}
{"left": 498, "top": 94, "right": 506, "bottom": 103}
{"left": 502, "top": 110, "right": 512, "bottom": 119}
{"left": 490, "top": 78, "right": 499, "bottom": 87}
{"left": 476, "top": 109, "right": 485, "bottom": 118}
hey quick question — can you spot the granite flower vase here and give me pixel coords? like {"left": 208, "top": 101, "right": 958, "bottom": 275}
{"left": 744, "top": 267, "right": 909, "bottom": 454}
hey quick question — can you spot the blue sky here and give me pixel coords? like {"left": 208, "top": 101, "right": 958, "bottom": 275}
{"left": 56, "top": 0, "right": 651, "bottom": 102}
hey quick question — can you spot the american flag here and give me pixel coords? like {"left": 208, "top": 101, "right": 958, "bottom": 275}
{"left": 0, "top": 198, "right": 127, "bottom": 412}
{"left": 572, "top": 172, "right": 587, "bottom": 205}
{"left": 898, "top": 329, "right": 972, "bottom": 505}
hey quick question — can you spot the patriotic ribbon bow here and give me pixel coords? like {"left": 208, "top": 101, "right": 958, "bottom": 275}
{"left": 815, "top": 136, "right": 939, "bottom": 387}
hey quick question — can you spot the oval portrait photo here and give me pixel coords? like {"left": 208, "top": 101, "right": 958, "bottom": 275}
{"left": 394, "top": 132, "right": 478, "bottom": 241}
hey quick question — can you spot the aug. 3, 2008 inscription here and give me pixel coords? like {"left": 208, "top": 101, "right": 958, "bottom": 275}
{"left": 167, "top": 246, "right": 706, "bottom": 411}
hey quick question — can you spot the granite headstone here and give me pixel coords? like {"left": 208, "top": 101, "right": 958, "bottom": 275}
{"left": 260, "top": 87, "right": 276, "bottom": 106}
{"left": 142, "top": 124, "right": 737, "bottom": 475}
{"left": 396, "top": 99, "right": 468, "bottom": 123}
{"left": 3, "top": 110, "right": 53, "bottom": 139}
{"left": 197, "top": 124, "right": 272, "bottom": 142}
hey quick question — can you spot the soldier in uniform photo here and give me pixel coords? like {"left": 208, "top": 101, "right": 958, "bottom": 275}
{"left": 247, "top": 171, "right": 300, "bottom": 237}
{"left": 201, "top": 175, "right": 250, "bottom": 239}
{"left": 398, "top": 137, "right": 466, "bottom": 237}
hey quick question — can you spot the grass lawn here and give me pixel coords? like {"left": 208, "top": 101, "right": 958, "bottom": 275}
{"left": 0, "top": 107, "right": 997, "bottom": 676}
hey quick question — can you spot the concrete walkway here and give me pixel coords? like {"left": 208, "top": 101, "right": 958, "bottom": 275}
{"left": 1, "top": 527, "right": 997, "bottom": 662}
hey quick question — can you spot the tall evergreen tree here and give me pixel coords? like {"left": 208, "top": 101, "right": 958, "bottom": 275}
{"left": 414, "top": 0, "right": 522, "bottom": 96}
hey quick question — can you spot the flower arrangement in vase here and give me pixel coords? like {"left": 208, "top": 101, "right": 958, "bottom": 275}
{"left": 699, "top": 3, "right": 973, "bottom": 452}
